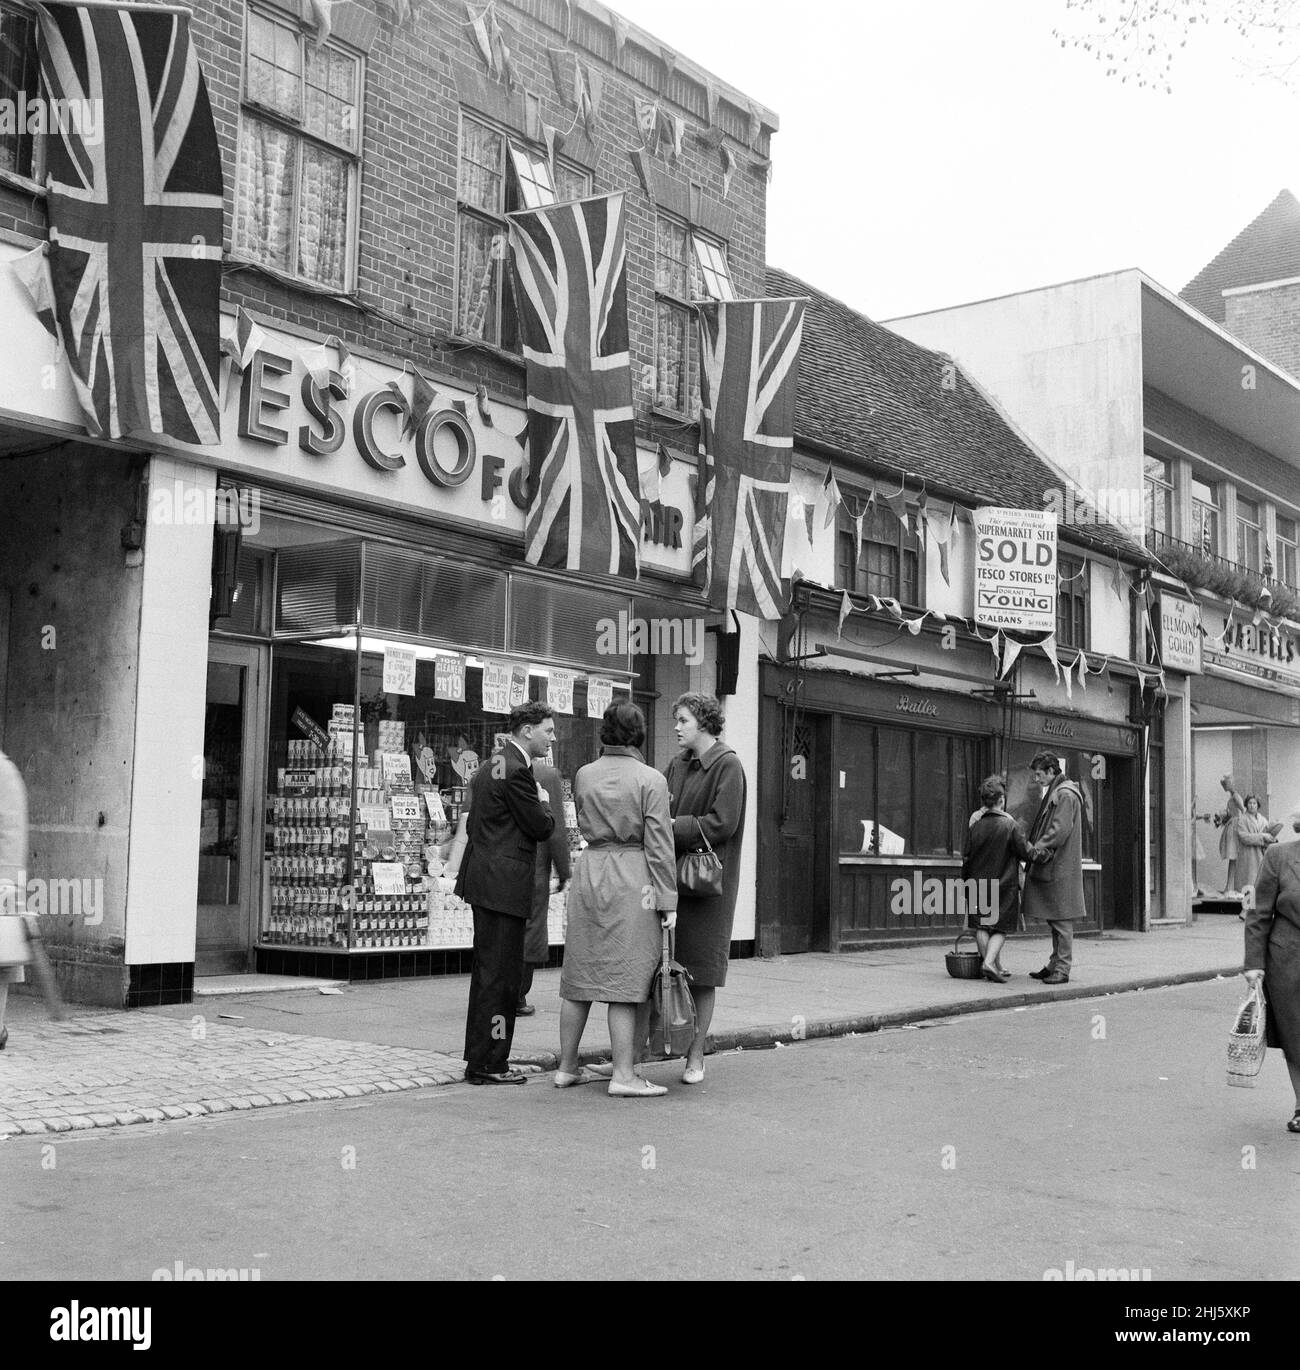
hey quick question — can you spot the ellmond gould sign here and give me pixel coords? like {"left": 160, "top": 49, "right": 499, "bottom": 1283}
{"left": 973, "top": 508, "right": 1058, "bottom": 633}
{"left": 1157, "top": 592, "right": 1202, "bottom": 675}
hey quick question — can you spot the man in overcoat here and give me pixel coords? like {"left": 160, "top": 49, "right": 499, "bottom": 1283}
{"left": 456, "top": 703, "right": 557, "bottom": 1084}
{"left": 1022, "top": 751, "right": 1087, "bottom": 985}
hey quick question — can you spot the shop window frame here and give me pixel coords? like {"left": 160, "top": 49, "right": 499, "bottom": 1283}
{"left": 453, "top": 109, "right": 592, "bottom": 351}
{"left": 1143, "top": 452, "right": 1172, "bottom": 542}
{"left": 834, "top": 500, "right": 923, "bottom": 609}
{"left": 1056, "top": 552, "right": 1090, "bottom": 651}
{"left": 652, "top": 212, "right": 734, "bottom": 421}
{"left": 1235, "top": 492, "right": 1262, "bottom": 572}
{"left": 232, "top": 3, "right": 365, "bottom": 294}
{"left": 1275, "top": 512, "right": 1298, "bottom": 590}
{"left": 1191, "top": 477, "right": 1220, "bottom": 557}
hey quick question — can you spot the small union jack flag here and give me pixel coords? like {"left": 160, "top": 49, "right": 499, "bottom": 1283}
{"left": 693, "top": 298, "right": 806, "bottom": 619}
{"left": 37, "top": 3, "right": 224, "bottom": 444}
{"left": 508, "top": 193, "right": 641, "bottom": 578}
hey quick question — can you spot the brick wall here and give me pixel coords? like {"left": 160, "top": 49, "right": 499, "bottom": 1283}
{"left": 1224, "top": 282, "right": 1300, "bottom": 383}
{"left": 0, "top": 0, "right": 774, "bottom": 450}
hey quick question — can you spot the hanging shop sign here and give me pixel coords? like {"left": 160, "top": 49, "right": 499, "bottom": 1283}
{"left": 1156, "top": 592, "right": 1202, "bottom": 675}
{"left": 973, "top": 508, "right": 1057, "bottom": 633}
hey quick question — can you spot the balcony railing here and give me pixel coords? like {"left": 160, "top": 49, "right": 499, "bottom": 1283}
{"left": 1145, "top": 529, "right": 1300, "bottom": 613}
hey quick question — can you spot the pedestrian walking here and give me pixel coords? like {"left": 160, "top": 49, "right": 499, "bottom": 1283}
{"left": 0, "top": 746, "right": 29, "bottom": 1049}
{"left": 456, "top": 703, "right": 557, "bottom": 1085}
{"left": 1023, "top": 751, "right": 1087, "bottom": 985}
{"left": 962, "top": 775, "right": 1036, "bottom": 983}
{"left": 658, "top": 692, "right": 747, "bottom": 1085}
{"left": 556, "top": 701, "right": 677, "bottom": 1097}
{"left": 1242, "top": 810, "right": 1300, "bottom": 1133}
{"left": 516, "top": 756, "right": 570, "bottom": 1016}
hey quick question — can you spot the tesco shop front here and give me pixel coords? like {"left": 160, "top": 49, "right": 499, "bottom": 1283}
{"left": 0, "top": 299, "right": 711, "bottom": 1005}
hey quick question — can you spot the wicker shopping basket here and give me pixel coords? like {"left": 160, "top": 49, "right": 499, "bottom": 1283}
{"left": 944, "top": 929, "right": 984, "bottom": 980}
{"left": 1227, "top": 984, "right": 1267, "bottom": 1089}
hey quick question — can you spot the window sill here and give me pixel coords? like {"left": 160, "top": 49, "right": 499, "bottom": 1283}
{"left": 0, "top": 167, "right": 45, "bottom": 198}
{"left": 650, "top": 405, "right": 701, "bottom": 429}
{"left": 224, "top": 253, "right": 359, "bottom": 306}
{"left": 445, "top": 334, "right": 525, "bottom": 371}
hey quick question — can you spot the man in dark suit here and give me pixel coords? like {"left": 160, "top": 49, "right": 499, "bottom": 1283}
{"left": 456, "top": 702, "right": 557, "bottom": 1085}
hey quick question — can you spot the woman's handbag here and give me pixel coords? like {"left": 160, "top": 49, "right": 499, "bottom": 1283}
{"left": 1227, "top": 982, "right": 1268, "bottom": 1088}
{"left": 676, "top": 818, "right": 723, "bottom": 897}
{"left": 649, "top": 927, "right": 696, "bottom": 1058}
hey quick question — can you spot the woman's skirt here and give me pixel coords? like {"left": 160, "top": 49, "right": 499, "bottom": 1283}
{"left": 559, "top": 851, "right": 659, "bottom": 1003}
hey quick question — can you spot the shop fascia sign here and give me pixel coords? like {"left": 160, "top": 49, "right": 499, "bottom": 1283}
{"left": 220, "top": 326, "right": 688, "bottom": 559}
{"left": 1202, "top": 601, "right": 1300, "bottom": 685}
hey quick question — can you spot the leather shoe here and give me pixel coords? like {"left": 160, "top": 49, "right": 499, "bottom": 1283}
{"left": 1040, "top": 972, "right": 1069, "bottom": 985}
{"left": 465, "top": 1068, "right": 528, "bottom": 1085}
{"left": 1028, "top": 967, "right": 1052, "bottom": 980}
{"left": 515, "top": 1002, "right": 536, "bottom": 1016}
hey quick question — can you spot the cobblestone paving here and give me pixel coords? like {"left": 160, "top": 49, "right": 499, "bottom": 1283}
{"left": 0, "top": 1010, "right": 480, "bottom": 1136}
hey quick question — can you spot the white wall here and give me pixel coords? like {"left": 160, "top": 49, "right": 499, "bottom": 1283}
{"left": 887, "top": 273, "right": 1148, "bottom": 538}
{"left": 124, "top": 458, "right": 216, "bottom": 965}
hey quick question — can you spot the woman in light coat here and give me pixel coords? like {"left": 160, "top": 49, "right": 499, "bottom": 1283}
{"left": 1217, "top": 776, "right": 1247, "bottom": 894}
{"left": 556, "top": 702, "right": 677, "bottom": 1098}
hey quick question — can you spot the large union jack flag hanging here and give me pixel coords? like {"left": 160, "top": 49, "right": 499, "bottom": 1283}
{"left": 37, "top": 3, "right": 224, "bottom": 444}
{"left": 693, "top": 297, "right": 806, "bottom": 619}
{"left": 508, "top": 192, "right": 641, "bottom": 578}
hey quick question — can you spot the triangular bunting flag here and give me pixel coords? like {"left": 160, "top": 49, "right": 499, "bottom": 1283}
{"left": 998, "top": 635, "right": 1023, "bottom": 679}
{"left": 309, "top": 0, "right": 335, "bottom": 47}
{"left": 635, "top": 98, "right": 659, "bottom": 150}
{"left": 883, "top": 479, "right": 908, "bottom": 523}
{"left": 903, "top": 613, "right": 928, "bottom": 636}
{"left": 852, "top": 509, "right": 866, "bottom": 565}
{"left": 611, "top": 13, "right": 628, "bottom": 60}
{"left": 1076, "top": 649, "right": 1088, "bottom": 692}
{"left": 301, "top": 335, "right": 356, "bottom": 396}
{"left": 11, "top": 243, "right": 57, "bottom": 339}
{"left": 1061, "top": 654, "right": 1073, "bottom": 701}
{"left": 881, "top": 598, "right": 903, "bottom": 620}
{"left": 1110, "top": 557, "right": 1126, "bottom": 603}
{"left": 475, "top": 381, "right": 493, "bottom": 426}
{"left": 541, "top": 122, "right": 565, "bottom": 173}
{"left": 721, "top": 143, "right": 736, "bottom": 199}
{"left": 468, "top": 1, "right": 494, "bottom": 72}
{"left": 822, "top": 466, "right": 842, "bottom": 529}
{"left": 837, "top": 590, "right": 853, "bottom": 639}
{"left": 1041, "top": 634, "right": 1062, "bottom": 684}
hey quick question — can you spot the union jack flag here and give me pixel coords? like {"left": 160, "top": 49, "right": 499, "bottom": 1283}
{"left": 37, "top": 3, "right": 224, "bottom": 444}
{"left": 694, "top": 298, "right": 806, "bottom": 619}
{"left": 508, "top": 193, "right": 641, "bottom": 578}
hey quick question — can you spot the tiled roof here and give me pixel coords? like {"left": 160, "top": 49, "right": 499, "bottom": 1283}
{"left": 766, "top": 266, "right": 1144, "bottom": 560}
{"left": 1180, "top": 189, "right": 1300, "bottom": 324}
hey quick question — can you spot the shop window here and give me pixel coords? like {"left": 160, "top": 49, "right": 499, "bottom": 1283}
{"left": 1192, "top": 478, "right": 1219, "bottom": 556}
{"left": 233, "top": 5, "right": 362, "bottom": 292}
{"left": 837, "top": 720, "right": 981, "bottom": 857}
{"left": 0, "top": 3, "right": 38, "bottom": 182}
{"left": 1143, "top": 454, "right": 1172, "bottom": 543}
{"left": 455, "top": 112, "right": 591, "bottom": 348}
{"left": 654, "top": 215, "right": 733, "bottom": 418}
{"left": 1276, "top": 514, "right": 1298, "bottom": 589}
{"left": 835, "top": 503, "right": 921, "bottom": 606}
{"left": 1056, "top": 553, "right": 1089, "bottom": 650}
{"left": 1235, "top": 494, "right": 1262, "bottom": 572}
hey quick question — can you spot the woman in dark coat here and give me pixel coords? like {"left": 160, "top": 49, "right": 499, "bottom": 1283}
{"left": 661, "top": 692, "right": 746, "bottom": 1085}
{"left": 1243, "top": 811, "right": 1300, "bottom": 1133}
{"left": 962, "top": 775, "right": 1036, "bottom": 983}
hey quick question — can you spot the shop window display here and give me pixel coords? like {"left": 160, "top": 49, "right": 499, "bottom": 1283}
{"left": 262, "top": 638, "right": 639, "bottom": 953}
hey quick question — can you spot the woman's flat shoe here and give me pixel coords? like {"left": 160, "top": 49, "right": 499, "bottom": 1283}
{"left": 981, "top": 966, "right": 1010, "bottom": 983}
{"left": 681, "top": 1064, "right": 705, "bottom": 1085}
{"left": 585, "top": 1062, "right": 615, "bottom": 1079}
{"left": 1287, "top": 1109, "right": 1300, "bottom": 1134}
{"left": 608, "top": 1078, "right": 667, "bottom": 1098}
{"left": 554, "top": 1067, "right": 601, "bottom": 1088}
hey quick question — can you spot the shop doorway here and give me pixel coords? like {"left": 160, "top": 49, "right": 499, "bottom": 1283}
{"left": 195, "top": 642, "right": 266, "bottom": 975}
{"left": 773, "top": 710, "right": 832, "bottom": 954}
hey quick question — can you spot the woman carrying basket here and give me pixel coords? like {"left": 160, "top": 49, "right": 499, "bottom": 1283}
{"left": 1243, "top": 810, "right": 1300, "bottom": 1133}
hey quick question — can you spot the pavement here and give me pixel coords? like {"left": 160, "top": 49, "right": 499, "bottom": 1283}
{"left": 0, "top": 914, "right": 1248, "bottom": 1137}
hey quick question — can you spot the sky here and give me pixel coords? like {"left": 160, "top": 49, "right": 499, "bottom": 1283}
{"left": 606, "top": 0, "right": 1300, "bottom": 321}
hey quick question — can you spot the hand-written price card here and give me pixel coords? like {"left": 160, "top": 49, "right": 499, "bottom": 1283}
{"left": 586, "top": 677, "right": 613, "bottom": 718}
{"left": 434, "top": 652, "right": 466, "bottom": 701}
{"left": 481, "top": 659, "right": 511, "bottom": 713}
{"left": 383, "top": 645, "right": 417, "bottom": 697}
{"left": 548, "top": 669, "right": 575, "bottom": 715}
{"left": 371, "top": 863, "right": 407, "bottom": 896}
